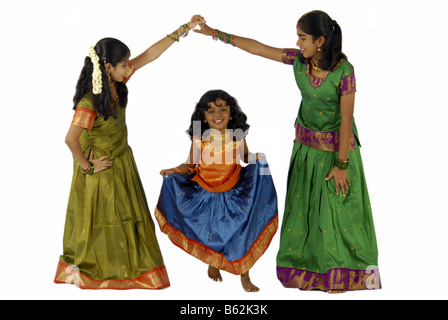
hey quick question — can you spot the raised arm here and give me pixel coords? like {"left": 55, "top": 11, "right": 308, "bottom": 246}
{"left": 194, "top": 23, "right": 285, "bottom": 63}
{"left": 131, "top": 15, "right": 205, "bottom": 71}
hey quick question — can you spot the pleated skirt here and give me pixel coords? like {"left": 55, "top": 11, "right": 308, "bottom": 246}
{"left": 54, "top": 147, "right": 170, "bottom": 289}
{"left": 155, "top": 160, "right": 278, "bottom": 275}
{"left": 276, "top": 141, "right": 381, "bottom": 291}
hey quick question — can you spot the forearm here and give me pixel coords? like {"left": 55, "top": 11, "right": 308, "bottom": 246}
{"left": 145, "top": 25, "right": 188, "bottom": 59}
{"left": 65, "top": 137, "right": 89, "bottom": 170}
{"left": 131, "top": 25, "right": 189, "bottom": 70}
{"left": 241, "top": 139, "right": 264, "bottom": 164}
{"left": 138, "top": 37, "right": 175, "bottom": 64}
{"left": 176, "top": 163, "right": 196, "bottom": 173}
{"left": 232, "top": 36, "right": 283, "bottom": 62}
{"left": 199, "top": 25, "right": 283, "bottom": 62}
{"left": 337, "top": 116, "right": 353, "bottom": 161}
{"left": 338, "top": 93, "right": 356, "bottom": 162}
{"left": 65, "top": 125, "right": 89, "bottom": 170}
{"left": 160, "top": 153, "right": 196, "bottom": 177}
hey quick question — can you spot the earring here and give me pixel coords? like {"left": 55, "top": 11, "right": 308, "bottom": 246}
{"left": 317, "top": 44, "right": 321, "bottom": 52}
{"left": 106, "top": 70, "right": 112, "bottom": 83}
{"left": 104, "top": 59, "right": 114, "bottom": 85}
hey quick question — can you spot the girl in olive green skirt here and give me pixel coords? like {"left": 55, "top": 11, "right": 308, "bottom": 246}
{"left": 54, "top": 16, "right": 204, "bottom": 289}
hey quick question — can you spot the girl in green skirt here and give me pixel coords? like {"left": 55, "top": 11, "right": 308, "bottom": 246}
{"left": 195, "top": 10, "right": 381, "bottom": 293}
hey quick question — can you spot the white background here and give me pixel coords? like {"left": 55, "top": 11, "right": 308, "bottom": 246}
{"left": 0, "top": 0, "right": 446, "bottom": 301}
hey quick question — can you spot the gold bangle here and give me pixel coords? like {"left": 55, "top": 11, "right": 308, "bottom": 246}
{"left": 82, "top": 161, "right": 94, "bottom": 175}
{"left": 181, "top": 24, "right": 189, "bottom": 37}
{"left": 167, "top": 31, "right": 179, "bottom": 42}
{"left": 335, "top": 158, "right": 349, "bottom": 170}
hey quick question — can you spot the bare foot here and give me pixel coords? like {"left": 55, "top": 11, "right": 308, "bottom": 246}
{"left": 241, "top": 272, "right": 259, "bottom": 292}
{"left": 208, "top": 266, "right": 223, "bottom": 282}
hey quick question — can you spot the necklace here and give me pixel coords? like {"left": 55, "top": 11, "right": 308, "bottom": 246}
{"left": 310, "top": 58, "right": 324, "bottom": 73}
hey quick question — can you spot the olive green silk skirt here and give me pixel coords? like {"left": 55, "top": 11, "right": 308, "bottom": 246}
{"left": 55, "top": 148, "right": 169, "bottom": 289}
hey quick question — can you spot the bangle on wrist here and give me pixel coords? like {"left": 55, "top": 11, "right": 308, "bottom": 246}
{"left": 212, "top": 29, "right": 236, "bottom": 46}
{"left": 167, "top": 24, "right": 189, "bottom": 42}
{"left": 167, "top": 31, "right": 179, "bottom": 42}
{"left": 180, "top": 24, "right": 189, "bottom": 37}
{"left": 335, "top": 158, "right": 349, "bottom": 170}
{"left": 82, "top": 161, "right": 95, "bottom": 175}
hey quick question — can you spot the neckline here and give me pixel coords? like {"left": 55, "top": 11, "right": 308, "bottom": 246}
{"left": 203, "top": 130, "right": 232, "bottom": 142}
{"left": 304, "top": 58, "right": 344, "bottom": 89}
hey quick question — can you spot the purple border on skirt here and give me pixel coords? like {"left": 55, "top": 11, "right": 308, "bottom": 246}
{"left": 277, "top": 266, "right": 381, "bottom": 291}
{"left": 295, "top": 123, "right": 357, "bottom": 152}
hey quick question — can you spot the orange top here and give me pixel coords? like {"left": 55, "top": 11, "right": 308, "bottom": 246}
{"left": 190, "top": 132, "right": 244, "bottom": 193}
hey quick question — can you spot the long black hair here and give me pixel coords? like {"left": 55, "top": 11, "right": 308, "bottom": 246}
{"left": 73, "top": 38, "right": 130, "bottom": 120}
{"left": 186, "top": 90, "right": 250, "bottom": 140}
{"left": 297, "top": 10, "right": 347, "bottom": 71}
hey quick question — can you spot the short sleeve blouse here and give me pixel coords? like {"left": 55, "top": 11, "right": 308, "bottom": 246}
{"left": 71, "top": 61, "right": 136, "bottom": 130}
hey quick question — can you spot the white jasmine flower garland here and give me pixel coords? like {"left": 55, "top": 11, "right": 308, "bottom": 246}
{"left": 87, "top": 46, "right": 102, "bottom": 94}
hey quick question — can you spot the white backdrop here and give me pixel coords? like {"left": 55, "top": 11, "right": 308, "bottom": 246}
{"left": 1, "top": 0, "right": 446, "bottom": 301}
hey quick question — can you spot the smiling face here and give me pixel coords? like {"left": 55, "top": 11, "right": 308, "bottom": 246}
{"left": 203, "top": 98, "right": 232, "bottom": 134}
{"left": 107, "top": 55, "right": 130, "bottom": 83}
{"left": 296, "top": 26, "right": 324, "bottom": 60}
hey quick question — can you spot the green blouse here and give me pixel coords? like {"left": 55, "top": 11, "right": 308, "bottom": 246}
{"left": 283, "top": 49, "right": 360, "bottom": 151}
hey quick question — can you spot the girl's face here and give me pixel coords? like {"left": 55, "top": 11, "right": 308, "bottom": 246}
{"left": 296, "top": 27, "right": 324, "bottom": 59}
{"left": 203, "top": 98, "right": 232, "bottom": 134}
{"left": 108, "top": 56, "right": 130, "bottom": 83}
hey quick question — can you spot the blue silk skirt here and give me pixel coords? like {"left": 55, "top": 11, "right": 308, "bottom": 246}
{"left": 155, "top": 160, "right": 278, "bottom": 275}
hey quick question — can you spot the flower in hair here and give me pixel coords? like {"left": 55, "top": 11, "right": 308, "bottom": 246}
{"left": 87, "top": 46, "right": 102, "bottom": 94}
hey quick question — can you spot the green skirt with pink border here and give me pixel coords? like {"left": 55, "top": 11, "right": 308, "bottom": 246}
{"left": 276, "top": 140, "right": 381, "bottom": 291}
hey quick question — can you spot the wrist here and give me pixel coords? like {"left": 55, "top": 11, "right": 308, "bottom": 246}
{"left": 212, "top": 28, "right": 236, "bottom": 46}
{"left": 81, "top": 162, "right": 90, "bottom": 172}
{"left": 248, "top": 152, "right": 257, "bottom": 163}
{"left": 335, "top": 158, "right": 349, "bottom": 170}
{"left": 167, "top": 24, "right": 189, "bottom": 42}
{"left": 179, "top": 23, "right": 189, "bottom": 37}
{"left": 82, "top": 161, "right": 95, "bottom": 175}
